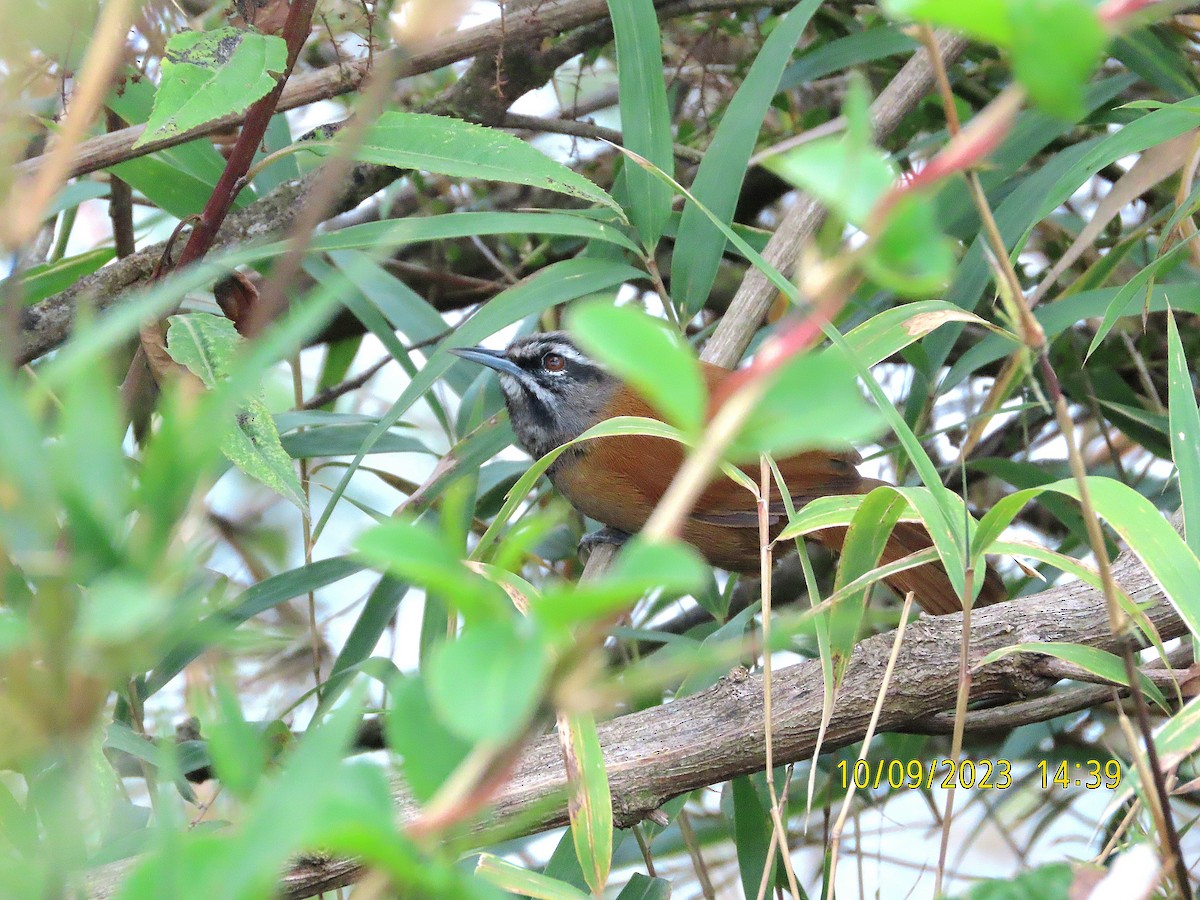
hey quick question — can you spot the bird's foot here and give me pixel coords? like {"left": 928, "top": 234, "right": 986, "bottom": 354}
{"left": 578, "top": 527, "right": 632, "bottom": 564}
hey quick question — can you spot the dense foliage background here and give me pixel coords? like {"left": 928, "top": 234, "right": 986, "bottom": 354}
{"left": 2, "top": 0, "right": 1200, "bottom": 897}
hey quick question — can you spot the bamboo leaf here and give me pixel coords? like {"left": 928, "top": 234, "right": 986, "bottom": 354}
{"left": 606, "top": 0, "right": 674, "bottom": 246}
{"left": 674, "top": 0, "right": 823, "bottom": 313}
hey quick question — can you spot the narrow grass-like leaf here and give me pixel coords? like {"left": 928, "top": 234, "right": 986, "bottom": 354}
{"left": 1085, "top": 239, "right": 1192, "bottom": 359}
{"left": 476, "top": 854, "right": 590, "bottom": 900}
{"left": 674, "top": 0, "right": 822, "bottom": 313}
{"left": 731, "top": 775, "right": 775, "bottom": 900}
{"left": 146, "top": 557, "right": 363, "bottom": 694}
{"left": 828, "top": 488, "right": 908, "bottom": 676}
{"left": 978, "top": 642, "right": 1167, "bottom": 710}
{"left": 974, "top": 478, "right": 1200, "bottom": 637}
{"left": 280, "top": 425, "right": 429, "bottom": 459}
{"left": 20, "top": 248, "right": 115, "bottom": 305}
{"left": 606, "top": 0, "right": 674, "bottom": 246}
{"left": 1167, "top": 311, "right": 1200, "bottom": 555}
{"left": 560, "top": 712, "right": 612, "bottom": 894}
{"left": 614, "top": 873, "right": 671, "bottom": 899}
{"left": 319, "top": 112, "right": 620, "bottom": 212}
{"left": 317, "top": 576, "right": 410, "bottom": 716}
{"left": 779, "top": 24, "right": 918, "bottom": 90}
{"left": 309, "top": 211, "right": 639, "bottom": 256}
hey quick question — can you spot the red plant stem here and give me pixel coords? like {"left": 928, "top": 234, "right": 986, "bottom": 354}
{"left": 173, "top": 0, "right": 319, "bottom": 270}
{"left": 1097, "top": 0, "right": 1162, "bottom": 25}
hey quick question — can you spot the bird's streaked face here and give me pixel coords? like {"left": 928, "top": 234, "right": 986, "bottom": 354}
{"left": 451, "top": 332, "right": 618, "bottom": 458}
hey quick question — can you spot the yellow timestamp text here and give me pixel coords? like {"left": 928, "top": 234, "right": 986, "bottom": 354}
{"left": 834, "top": 758, "right": 1123, "bottom": 791}
{"left": 1037, "top": 759, "right": 1121, "bottom": 790}
{"left": 836, "top": 758, "right": 1013, "bottom": 791}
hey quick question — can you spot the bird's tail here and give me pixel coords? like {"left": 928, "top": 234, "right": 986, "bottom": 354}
{"left": 812, "top": 518, "right": 1006, "bottom": 616}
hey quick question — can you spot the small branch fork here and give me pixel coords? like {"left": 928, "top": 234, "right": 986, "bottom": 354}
{"left": 174, "top": 0, "right": 320, "bottom": 270}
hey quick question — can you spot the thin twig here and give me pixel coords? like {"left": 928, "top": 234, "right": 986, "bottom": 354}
{"left": 826, "top": 590, "right": 916, "bottom": 899}
{"left": 104, "top": 110, "right": 135, "bottom": 260}
{"left": 2, "top": 0, "right": 136, "bottom": 248}
{"left": 915, "top": 25, "right": 1192, "bottom": 898}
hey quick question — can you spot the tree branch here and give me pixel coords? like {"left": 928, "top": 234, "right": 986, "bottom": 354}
{"left": 83, "top": 521, "right": 1188, "bottom": 900}
{"left": 14, "top": 0, "right": 776, "bottom": 184}
{"left": 17, "top": 0, "right": 776, "bottom": 365}
{"left": 279, "top": 535, "right": 1184, "bottom": 898}
{"left": 701, "top": 29, "right": 969, "bottom": 369}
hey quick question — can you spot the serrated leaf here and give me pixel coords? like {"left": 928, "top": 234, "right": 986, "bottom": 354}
{"left": 166, "top": 313, "right": 307, "bottom": 513}
{"left": 136, "top": 28, "right": 287, "bottom": 148}
{"left": 221, "top": 396, "right": 308, "bottom": 513}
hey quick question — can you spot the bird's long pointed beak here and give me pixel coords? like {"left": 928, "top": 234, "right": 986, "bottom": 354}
{"left": 450, "top": 345, "right": 524, "bottom": 379}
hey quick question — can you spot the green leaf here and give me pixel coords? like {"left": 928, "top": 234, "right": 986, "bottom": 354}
{"left": 779, "top": 24, "right": 919, "bottom": 90}
{"left": 865, "top": 193, "right": 957, "bottom": 296}
{"left": 318, "top": 577, "right": 410, "bottom": 714}
{"left": 110, "top": 72, "right": 251, "bottom": 214}
{"left": 1112, "top": 29, "right": 1200, "bottom": 101}
{"left": 881, "top": 0, "right": 1012, "bottom": 45}
{"left": 204, "top": 685, "right": 273, "bottom": 801}
{"left": 606, "top": 0, "right": 674, "bottom": 245}
{"left": 321, "top": 112, "right": 620, "bottom": 212}
{"left": 962, "top": 862, "right": 1074, "bottom": 899}
{"left": 1085, "top": 240, "right": 1192, "bottom": 358}
{"left": 732, "top": 350, "right": 884, "bottom": 457}
{"left": 136, "top": 28, "right": 288, "bottom": 148}
{"left": 386, "top": 676, "right": 472, "bottom": 804}
{"left": 983, "top": 478, "right": 1200, "bottom": 637}
{"left": 731, "top": 775, "right": 774, "bottom": 900}
{"left": 763, "top": 127, "right": 893, "bottom": 226}
{"left": 1167, "top": 311, "right": 1200, "bottom": 556}
{"left": 944, "top": 283, "right": 1200, "bottom": 391}
{"left": 828, "top": 488, "right": 908, "bottom": 674}
{"left": 614, "top": 874, "right": 671, "bottom": 900}
{"left": 426, "top": 620, "right": 550, "bottom": 743}
{"left": 978, "top": 642, "right": 1167, "bottom": 710}
{"left": 279, "top": 423, "right": 430, "bottom": 458}
{"left": 354, "top": 519, "right": 508, "bottom": 623}
{"left": 476, "top": 854, "right": 590, "bottom": 900}
{"left": 310, "top": 210, "right": 640, "bottom": 257}
{"left": 20, "top": 248, "right": 115, "bottom": 305}
{"left": 568, "top": 303, "right": 705, "bottom": 432}
{"left": 838, "top": 300, "right": 1014, "bottom": 369}
{"left": 561, "top": 712, "right": 612, "bottom": 895}
{"left": 1009, "top": 0, "right": 1106, "bottom": 119}
{"left": 534, "top": 536, "right": 708, "bottom": 627}
{"left": 166, "top": 313, "right": 307, "bottom": 514}
{"left": 674, "top": 0, "right": 823, "bottom": 313}
{"left": 760, "top": 78, "right": 955, "bottom": 294}
{"left": 147, "top": 557, "right": 364, "bottom": 694}
{"left": 42, "top": 180, "right": 109, "bottom": 220}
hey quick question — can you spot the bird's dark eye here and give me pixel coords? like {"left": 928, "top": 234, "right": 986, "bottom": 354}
{"left": 542, "top": 352, "right": 566, "bottom": 372}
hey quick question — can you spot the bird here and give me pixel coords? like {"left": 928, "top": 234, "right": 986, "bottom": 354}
{"left": 452, "top": 332, "right": 1005, "bottom": 615}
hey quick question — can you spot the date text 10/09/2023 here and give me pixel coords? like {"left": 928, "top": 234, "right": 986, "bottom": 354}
{"left": 835, "top": 759, "right": 1123, "bottom": 791}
